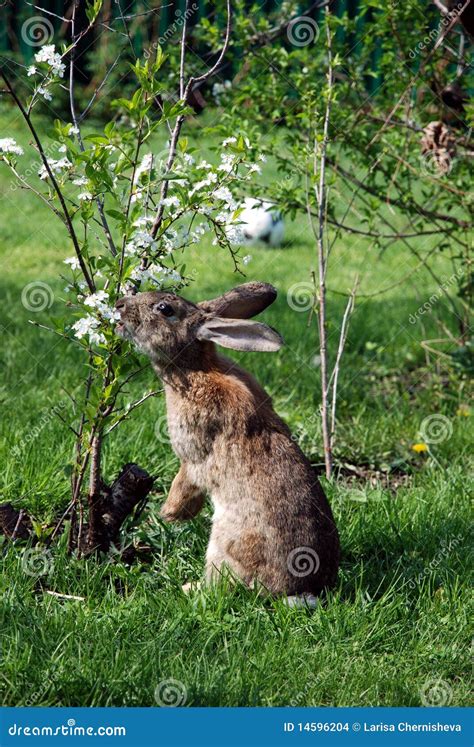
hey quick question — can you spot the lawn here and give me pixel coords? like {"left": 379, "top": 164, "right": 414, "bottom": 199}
{"left": 0, "top": 108, "right": 472, "bottom": 708}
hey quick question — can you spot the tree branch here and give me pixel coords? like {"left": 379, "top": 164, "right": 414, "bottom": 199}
{"left": 0, "top": 68, "right": 95, "bottom": 292}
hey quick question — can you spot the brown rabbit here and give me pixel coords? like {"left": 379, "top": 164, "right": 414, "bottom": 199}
{"left": 116, "top": 282, "right": 340, "bottom": 604}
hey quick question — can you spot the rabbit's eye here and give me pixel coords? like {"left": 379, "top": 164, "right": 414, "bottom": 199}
{"left": 154, "top": 301, "right": 174, "bottom": 317}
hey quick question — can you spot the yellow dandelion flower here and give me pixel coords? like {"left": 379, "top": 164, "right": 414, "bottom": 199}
{"left": 456, "top": 405, "right": 470, "bottom": 417}
{"left": 412, "top": 443, "right": 429, "bottom": 453}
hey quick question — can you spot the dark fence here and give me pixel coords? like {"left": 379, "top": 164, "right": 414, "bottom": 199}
{"left": 0, "top": 1, "right": 362, "bottom": 60}
{"left": 0, "top": 1, "right": 386, "bottom": 99}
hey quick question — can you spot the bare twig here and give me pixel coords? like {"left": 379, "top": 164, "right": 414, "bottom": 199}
{"left": 45, "top": 590, "right": 85, "bottom": 601}
{"left": 11, "top": 509, "right": 26, "bottom": 541}
{"left": 432, "top": 0, "right": 449, "bottom": 14}
{"left": 329, "top": 276, "right": 359, "bottom": 441}
{"left": 79, "top": 52, "right": 122, "bottom": 121}
{"left": 313, "top": 10, "right": 334, "bottom": 480}
{"left": 0, "top": 69, "right": 95, "bottom": 292}
{"left": 104, "top": 390, "right": 162, "bottom": 436}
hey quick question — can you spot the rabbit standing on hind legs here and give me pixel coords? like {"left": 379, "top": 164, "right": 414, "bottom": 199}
{"left": 116, "top": 282, "right": 340, "bottom": 605}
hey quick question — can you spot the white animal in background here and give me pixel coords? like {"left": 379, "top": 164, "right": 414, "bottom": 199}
{"left": 236, "top": 197, "right": 284, "bottom": 247}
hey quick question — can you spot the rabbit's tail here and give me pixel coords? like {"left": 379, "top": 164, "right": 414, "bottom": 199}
{"left": 285, "top": 593, "right": 318, "bottom": 609}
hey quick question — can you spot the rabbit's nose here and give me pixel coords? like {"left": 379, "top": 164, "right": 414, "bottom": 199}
{"left": 115, "top": 297, "right": 127, "bottom": 311}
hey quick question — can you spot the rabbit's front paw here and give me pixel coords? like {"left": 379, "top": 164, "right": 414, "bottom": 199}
{"left": 160, "top": 492, "right": 205, "bottom": 522}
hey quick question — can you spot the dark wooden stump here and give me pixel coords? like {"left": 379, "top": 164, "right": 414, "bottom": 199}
{"left": 0, "top": 503, "right": 32, "bottom": 539}
{"left": 86, "top": 463, "right": 154, "bottom": 553}
{"left": 0, "top": 463, "right": 155, "bottom": 559}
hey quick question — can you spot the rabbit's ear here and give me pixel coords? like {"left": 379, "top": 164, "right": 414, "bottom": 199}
{"left": 198, "top": 282, "right": 277, "bottom": 319}
{"left": 197, "top": 317, "right": 283, "bottom": 352}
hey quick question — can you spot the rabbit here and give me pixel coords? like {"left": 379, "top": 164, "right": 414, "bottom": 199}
{"left": 115, "top": 282, "right": 340, "bottom": 604}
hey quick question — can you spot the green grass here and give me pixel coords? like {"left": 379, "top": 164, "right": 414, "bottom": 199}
{"left": 0, "top": 109, "right": 472, "bottom": 708}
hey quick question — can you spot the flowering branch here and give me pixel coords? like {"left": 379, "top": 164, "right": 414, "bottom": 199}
{"left": 0, "top": 68, "right": 95, "bottom": 293}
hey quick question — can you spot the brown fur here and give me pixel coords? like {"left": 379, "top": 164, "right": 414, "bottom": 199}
{"left": 116, "top": 284, "right": 340, "bottom": 596}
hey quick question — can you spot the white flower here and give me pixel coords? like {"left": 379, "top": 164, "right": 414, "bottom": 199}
{"left": 161, "top": 196, "right": 180, "bottom": 209}
{"left": 222, "top": 137, "right": 237, "bottom": 147}
{"left": 0, "top": 138, "right": 23, "bottom": 156}
{"left": 131, "top": 264, "right": 181, "bottom": 286}
{"left": 248, "top": 163, "right": 262, "bottom": 175}
{"left": 133, "top": 216, "right": 153, "bottom": 228}
{"left": 69, "top": 125, "right": 80, "bottom": 136}
{"left": 124, "top": 230, "right": 156, "bottom": 257}
{"left": 189, "top": 172, "right": 218, "bottom": 196}
{"left": 64, "top": 256, "right": 80, "bottom": 270}
{"left": 213, "top": 186, "right": 237, "bottom": 210}
{"left": 34, "top": 44, "right": 66, "bottom": 77}
{"left": 258, "top": 154, "right": 267, "bottom": 162}
{"left": 136, "top": 153, "right": 153, "bottom": 177}
{"left": 72, "top": 315, "right": 106, "bottom": 345}
{"left": 89, "top": 330, "right": 105, "bottom": 345}
{"left": 39, "top": 157, "right": 72, "bottom": 180}
{"left": 242, "top": 254, "right": 252, "bottom": 266}
{"left": 218, "top": 153, "right": 236, "bottom": 173}
{"left": 58, "top": 144, "right": 67, "bottom": 153}
{"left": 72, "top": 177, "right": 88, "bottom": 186}
{"left": 132, "top": 153, "right": 154, "bottom": 203}
{"left": 162, "top": 228, "right": 180, "bottom": 253}
{"left": 225, "top": 224, "right": 245, "bottom": 244}
{"left": 134, "top": 231, "right": 155, "bottom": 247}
{"left": 78, "top": 191, "right": 93, "bottom": 201}
{"left": 189, "top": 224, "right": 207, "bottom": 243}
{"left": 37, "top": 86, "right": 53, "bottom": 101}
{"left": 27, "top": 66, "right": 37, "bottom": 77}
{"left": 83, "top": 291, "right": 120, "bottom": 323}
{"left": 34, "top": 44, "right": 55, "bottom": 62}
{"left": 84, "top": 290, "right": 109, "bottom": 308}
{"left": 212, "top": 80, "right": 231, "bottom": 102}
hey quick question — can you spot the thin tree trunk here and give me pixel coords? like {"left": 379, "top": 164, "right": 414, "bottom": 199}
{"left": 315, "top": 10, "right": 334, "bottom": 479}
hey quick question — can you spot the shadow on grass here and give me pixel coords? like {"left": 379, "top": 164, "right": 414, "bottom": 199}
{"left": 339, "top": 512, "right": 470, "bottom": 601}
